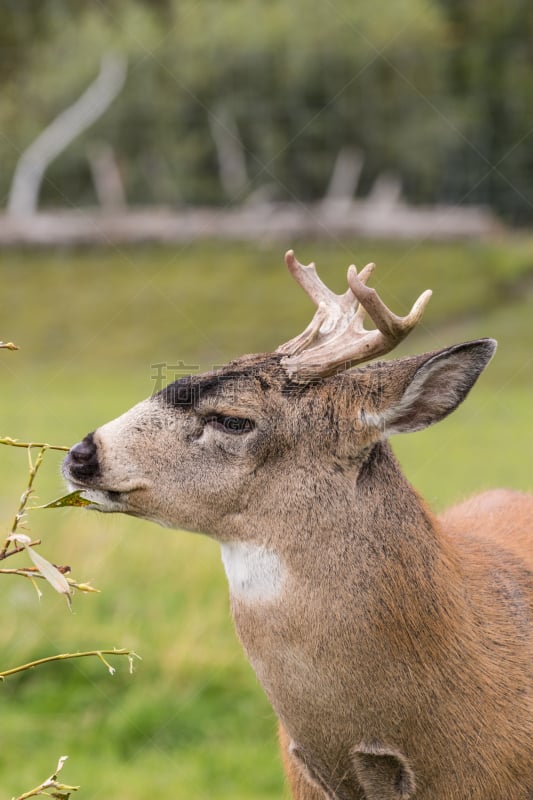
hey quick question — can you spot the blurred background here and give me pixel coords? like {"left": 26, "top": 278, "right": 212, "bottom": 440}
{"left": 0, "top": 1, "right": 532, "bottom": 798}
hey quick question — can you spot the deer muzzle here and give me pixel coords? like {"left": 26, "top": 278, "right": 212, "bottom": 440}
{"left": 63, "top": 432, "right": 100, "bottom": 482}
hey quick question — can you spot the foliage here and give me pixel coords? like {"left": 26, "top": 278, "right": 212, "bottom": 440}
{"left": 0, "top": 240, "right": 531, "bottom": 797}
{"left": 0, "top": 1, "right": 531, "bottom": 219}
{"left": 0, "top": 439, "right": 99, "bottom": 602}
{"left": 436, "top": 0, "right": 533, "bottom": 221}
{"left": 0, "top": 360, "right": 139, "bottom": 798}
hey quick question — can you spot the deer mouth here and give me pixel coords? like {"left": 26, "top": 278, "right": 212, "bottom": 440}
{"left": 63, "top": 463, "right": 148, "bottom": 514}
{"left": 62, "top": 436, "right": 149, "bottom": 512}
{"left": 64, "top": 479, "right": 139, "bottom": 512}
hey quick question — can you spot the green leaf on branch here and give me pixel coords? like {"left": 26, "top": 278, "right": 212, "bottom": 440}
{"left": 40, "top": 490, "right": 98, "bottom": 508}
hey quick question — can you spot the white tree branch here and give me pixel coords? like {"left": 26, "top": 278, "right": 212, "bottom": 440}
{"left": 87, "top": 142, "right": 126, "bottom": 210}
{"left": 324, "top": 147, "right": 364, "bottom": 205}
{"left": 7, "top": 53, "right": 127, "bottom": 217}
{"left": 208, "top": 104, "right": 248, "bottom": 199}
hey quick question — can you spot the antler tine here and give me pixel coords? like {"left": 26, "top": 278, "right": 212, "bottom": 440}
{"left": 276, "top": 251, "right": 356, "bottom": 357}
{"left": 277, "top": 251, "right": 432, "bottom": 383}
{"left": 354, "top": 262, "right": 376, "bottom": 284}
{"left": 348, "top": 267, "right": 432, "bottom": 340}
{"left": 284, "top": 250, "right": 337, "bottom": 307}
{"left": 350, "top": 262, "right": 375, "bottom": 326}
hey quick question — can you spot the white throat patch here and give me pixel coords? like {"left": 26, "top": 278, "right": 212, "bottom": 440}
{"left": 220, "top": 542, "right": 287, "bottom": 604}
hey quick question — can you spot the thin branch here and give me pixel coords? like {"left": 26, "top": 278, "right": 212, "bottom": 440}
{"left": 0, "top": 341, "right": 19, "bottom": 350}
{"left": 12, "top": 755, "right": 79, "bottom": 800}
{"left": 0, "top": 446, "right": 46, "bottom": 558}
{"left": 0, "top": 649, "right": 140, "bottom": 681}
{"left": 0, "top": 438, "right": 70, "bottom": 562}
{"left": 0, "top": 538, "right": 41, "bottom": 561}
{"left": 0, "top": 566, "right": 99, "bottom": 594}
{"left": 0, "top": 437, "right": 70, "bottom": 452}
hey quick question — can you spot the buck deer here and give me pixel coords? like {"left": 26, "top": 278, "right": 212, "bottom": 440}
{"left": 63, "top": 251, "right": 533, "bottom": 799}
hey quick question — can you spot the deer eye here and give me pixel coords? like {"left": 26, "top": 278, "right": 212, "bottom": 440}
{"left": 205, "top": 414, "right": 255, "bottom": 434}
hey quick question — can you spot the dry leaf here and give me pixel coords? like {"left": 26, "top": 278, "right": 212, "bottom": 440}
{"left": 25, "top": 546, "right": 72, "bottom": 600}
{"left": 8, "top": 533, "right": 72, "bottom": 604}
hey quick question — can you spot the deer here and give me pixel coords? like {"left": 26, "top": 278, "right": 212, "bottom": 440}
{"left": 62, "top": 250, "right": 533, "bottom": 799}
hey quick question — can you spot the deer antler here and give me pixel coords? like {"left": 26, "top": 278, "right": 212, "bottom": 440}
{"left": 277, "top": 250, "right": 432, "bottom": 382}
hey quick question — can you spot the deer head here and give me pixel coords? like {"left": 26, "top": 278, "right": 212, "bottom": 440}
{"left": 62, "top": 250, "right": 495, "bottom": 545}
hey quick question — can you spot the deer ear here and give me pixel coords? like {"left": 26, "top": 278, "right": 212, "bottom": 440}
{"left": 376, "top": 338, "right": 496, "bottom": 436}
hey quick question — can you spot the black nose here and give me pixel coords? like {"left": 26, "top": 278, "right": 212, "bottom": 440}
{"left": 65, "top": 432, "right": 100, "bottom": 481}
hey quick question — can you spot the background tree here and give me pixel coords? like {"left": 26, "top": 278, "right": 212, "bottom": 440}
{"left": 0, "top": 0, "right": 531, "bottom": 221}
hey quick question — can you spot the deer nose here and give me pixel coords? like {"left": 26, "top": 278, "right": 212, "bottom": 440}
{"left": 65, "top": 432, "right": 100, "bottom": 481}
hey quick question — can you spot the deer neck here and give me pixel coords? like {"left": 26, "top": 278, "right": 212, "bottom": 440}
{"left": 220, "top": 440, "right": 465, "bottom": 764}
{"left": 220, "top": 441, "right": 459, "bottom": 616}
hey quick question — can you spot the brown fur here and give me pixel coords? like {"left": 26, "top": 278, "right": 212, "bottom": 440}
{"left": 63, "top": 342, "right": 533, "bottom": 799}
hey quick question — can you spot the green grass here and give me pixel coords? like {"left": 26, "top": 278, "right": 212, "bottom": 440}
{"left": 0, "top": 238, "right": 532, "bottom": 798}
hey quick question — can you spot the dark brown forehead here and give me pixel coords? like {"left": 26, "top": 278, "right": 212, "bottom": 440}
{"left": 156, "top": 354, "right": 284, "bottom": 409}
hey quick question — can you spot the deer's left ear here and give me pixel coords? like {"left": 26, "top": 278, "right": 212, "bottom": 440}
{"left": 375, "top": 338, "right": 496, "bottom": 436}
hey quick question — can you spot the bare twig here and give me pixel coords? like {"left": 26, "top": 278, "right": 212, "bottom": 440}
{"left": 0, "top": 538, "right": 41, "bottom": 561}
{"left": 0, "top": 437, "right": 70, "bottom": 452}
{"left": 0, "top": 649, "right": 140, "bottom": 681}
{"left": 0, "top": 341, "right": 19, "bottom": 350}
{"left": 0, "top": 445, "right": 47, "bottom": 559}
{"left": 0, "top": 566, "right": 99, "bottom": 595}
{"left": 11, "top": 755, "right": 79, "bottom": 800}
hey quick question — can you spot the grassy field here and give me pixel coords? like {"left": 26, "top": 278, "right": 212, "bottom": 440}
{"left": 0, "top": 237, "right": 532, "bottom": 799}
